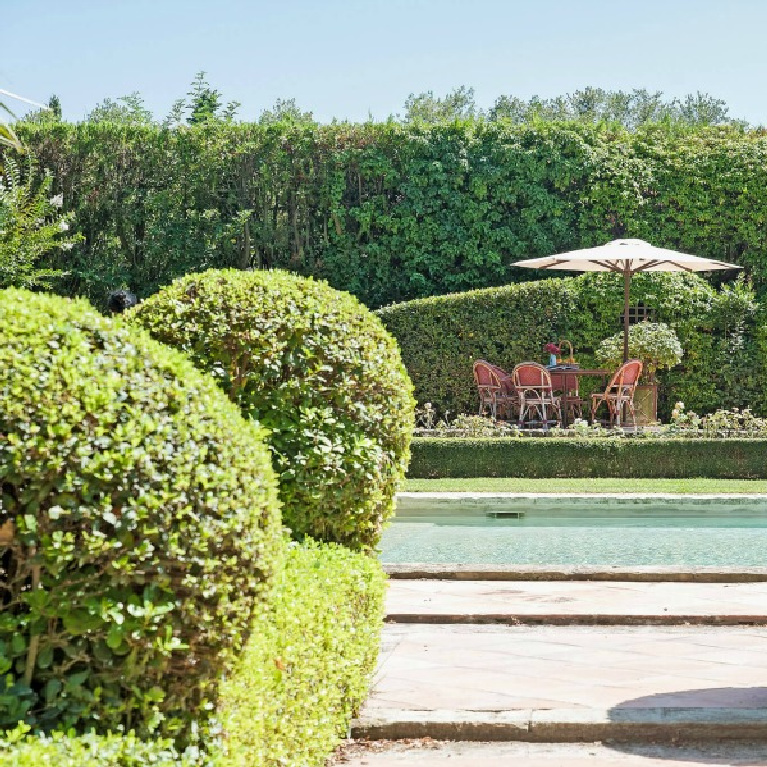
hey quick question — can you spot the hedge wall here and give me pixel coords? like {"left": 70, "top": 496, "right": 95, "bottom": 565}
{"left": 0, "top": 727, "right": 199, "bottom": 767}
{"left": 2, "top": 542, "right": 388, "bottom": 767}
{"left": 408, "top": 437, "right": 767, "bottom": 479}
{"left": 377, "top": 272, "right": 765, "bottom": 419}
{"left": 13, "top": 121, "right": 767, "bottom": 309}
{"left": 217, "top": 540, "right": 386, "bottom": 767}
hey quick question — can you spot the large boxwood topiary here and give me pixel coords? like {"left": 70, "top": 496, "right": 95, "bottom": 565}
{"left": 0, "top": 289, "right": 282, "bottom": 740}
{"left": 130, "top": 269, "right": 415, "bottom": 549}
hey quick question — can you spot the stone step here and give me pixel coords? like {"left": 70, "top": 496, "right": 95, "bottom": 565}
{"left": 337, "top": 741, "right": 767, "bottom": 766}
{"left": 352, "top": 624, "right": 767, "bottom": 743}
{"left": 385, "top": 579, "right": 767, "bottom": 626}
{"left": 384, "top": 564, "right": 767, "bottom": 582}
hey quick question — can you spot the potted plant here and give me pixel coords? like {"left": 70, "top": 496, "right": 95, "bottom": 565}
{"left": 595, "top": 322, "right": 683, "bottom": 424}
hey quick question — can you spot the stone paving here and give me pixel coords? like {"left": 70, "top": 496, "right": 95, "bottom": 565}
{"left": 365, "top": 624, "right": 767, "bottom": 713}
{"left": 339, "top": 741, "right": 767, "bottom": 766}
{"left": 347, "top": 573, "right": 767, "bottom": 763}
{"left": 386, "top": 580, "right": 767, "bottom": 621}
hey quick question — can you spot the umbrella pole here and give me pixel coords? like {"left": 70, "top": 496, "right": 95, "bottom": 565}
{"left": 623, "top": 265, "right": 630, "bottom": 363}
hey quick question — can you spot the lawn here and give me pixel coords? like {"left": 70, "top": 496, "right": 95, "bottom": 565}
{"left": 403, "top": 477, "right": 767, "bottom": 494}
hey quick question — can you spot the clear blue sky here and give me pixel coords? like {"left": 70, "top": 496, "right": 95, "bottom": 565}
{"left": 4, "top": 0, "right": 766, "bottom": 123}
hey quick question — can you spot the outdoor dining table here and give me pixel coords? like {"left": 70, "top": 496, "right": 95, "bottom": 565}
{"left": 548, "top": 367, "right": 610, "bottom": 426}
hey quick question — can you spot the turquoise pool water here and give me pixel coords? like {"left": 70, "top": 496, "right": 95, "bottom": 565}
{"left": 380, "top": 497, "right": 767, "bottom": 566}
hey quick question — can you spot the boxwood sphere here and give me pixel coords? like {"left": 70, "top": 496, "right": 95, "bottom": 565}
{"left": 130, "top": 269, "right": 415, "bottom": 549}
{"left": 0, "top": 289, "right": 282, "bottom": 739}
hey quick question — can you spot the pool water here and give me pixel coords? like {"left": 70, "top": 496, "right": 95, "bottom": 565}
{"left": 380, "top": 497, "right": 767, "bottom": 566}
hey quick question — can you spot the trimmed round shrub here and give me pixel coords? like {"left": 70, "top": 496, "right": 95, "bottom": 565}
{"left": 130, "top": 269, "right": 415, "bottom": 549}
{"left": 0, "top": 289, "right": 282, "bottom": 740}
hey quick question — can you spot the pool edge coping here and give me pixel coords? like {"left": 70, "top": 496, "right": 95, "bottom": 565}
{"left": 383, "top": 564, "right": 767, "bottom": 582}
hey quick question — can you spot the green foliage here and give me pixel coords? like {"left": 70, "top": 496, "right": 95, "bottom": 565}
{"left": 402, "top": 86, "right": 737, "bottom": 128}
{"left": 403, "top": 86, "right": 478, "bottom": 123}
{"left": 596, "top": 321, "right": 683, "bottom": 380}
{"left": 86, "top": 93, "right": 153, "bottom": 125}
{"left": 487, "top": 87, "right": 738, "bottom": 128}
{"left": 258, "top": 98, "right": 314, "bottom": 126}
{"left": 0, "top": 99, "right": 20, "bottom": 151}
{"left": 0, "top": 725, "right": 203, "bottom": 767}
{"left": 668, "top": 402, "right": 767, "bottom": 437}
{"left": 16, "top": 120, "right": 767, "bottom": 310}
{"left": 0, "top": 155, "right": 80, "bottom": 289}
{"left": 218, "top": 540, "right": 386, "bottom": 767}
{"left": 377, "top": 272, "right": 765, "bottom": 420}
{"left": 0, "top": 289, "right": 282, "bottom": 740}
{"left": 186, "top": 72, "right": 222, "bottom": 125}
{"left": 22, "top": 95, "right": 62, "bottom": 125}
{"left": 409, "top": 437, "right": 767, "bottom": 479}
{"left": 130, "top": 269, "right": 414, "bottom": 549}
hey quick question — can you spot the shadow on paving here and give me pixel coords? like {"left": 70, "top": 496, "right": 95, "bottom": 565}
{"left": 608, "top": 687, "right": 767, "bottom": 765}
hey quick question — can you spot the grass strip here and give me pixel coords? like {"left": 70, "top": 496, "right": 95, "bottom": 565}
{"left": 403, "top": 477, "right": 767, "bottom": 494}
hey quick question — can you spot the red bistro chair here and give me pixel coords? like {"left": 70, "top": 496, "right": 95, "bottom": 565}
{"left": 473, "top": 360, "right": 517, "bottom": 420}
{"left": 591, "top": 359, "right": 643, "bottom": 429}
{"left": 512, "top": 362, "right": 561, "bottom": 430}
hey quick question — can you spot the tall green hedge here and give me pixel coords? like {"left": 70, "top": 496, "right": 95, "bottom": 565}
{"left": 376, "top": 272, "right": 765, "bottom": 419}
{"left": 14, "top": 121, "right": 767, "bottom": 309}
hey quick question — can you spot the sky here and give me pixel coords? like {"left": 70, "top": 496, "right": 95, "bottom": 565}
{"left": 3, "top": 0, "right": 767, "bottom": 124}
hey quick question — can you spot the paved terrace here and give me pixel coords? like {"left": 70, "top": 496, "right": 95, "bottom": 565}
{"left": 349, "top": 575, "right": 767, "bottom": 757}
{"left": 385, "top": 579, "right": 767, "bottom": 625}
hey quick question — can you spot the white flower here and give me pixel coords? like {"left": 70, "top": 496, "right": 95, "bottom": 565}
{"left": 59, "top": 221, "right": 70, "bottom": 232}
{"left": 49, "top": 194, "right": 63, "bottom": 208}
{"left": 62, "top": 243, "right": 74, "bottom": 251}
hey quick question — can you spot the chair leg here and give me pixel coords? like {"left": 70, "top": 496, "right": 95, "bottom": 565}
{"left": 591, "top": 397, "right": 601, "bottom": 426}
{"left": 628, "top": 400, "right": 637, "bottom": 430}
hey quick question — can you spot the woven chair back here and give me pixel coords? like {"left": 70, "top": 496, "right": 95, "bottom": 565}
{"left": 512, "top": 362, "right": 553, "bottom": 393}
{"left": 605, "top": 359, "right": 643, "bottom": 395}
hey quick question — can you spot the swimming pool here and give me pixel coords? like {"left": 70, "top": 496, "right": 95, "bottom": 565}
{"left": 379, "top": 494, "right": 767, "bottom": 567}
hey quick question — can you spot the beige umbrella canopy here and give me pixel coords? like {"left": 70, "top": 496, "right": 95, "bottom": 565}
{"left": 514, "top": 239, "right": 741, "bottom": 362}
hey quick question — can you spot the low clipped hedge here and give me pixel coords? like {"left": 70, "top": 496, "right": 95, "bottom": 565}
{"left": 1, "top": 542, "right": 388, "bottom": 767}
{"left": 217, "top": 540, "right": 387, "bottom": 767}
{"left": 409, "top": 437, "right": 767, "bottom": 478}
{"left": 130, "top": 268, "right": 415, "bottom": 550}
{"left": 0, "top": 726, "right": 202, "bottom": 767}
{"left": 0, "top": 289, "right": 282, "bottom": 741}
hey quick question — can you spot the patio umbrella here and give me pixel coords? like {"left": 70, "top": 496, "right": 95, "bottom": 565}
{"left": 513, "top": 239, "right": 741, "bottom": 362}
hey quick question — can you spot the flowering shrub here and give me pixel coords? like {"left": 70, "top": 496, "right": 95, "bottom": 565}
{"left": 596, "top": 322, "right": 683, "bottom": 381}
{"left": 415, "top": 402, "right": 439, "bottom": 429}
{"left": 415, "top": 413, "right": 520, "bottom": 437}
{"left": 666, "top": 402, "right": 767, "bottom": 437}
{"left": 551, "top": 418, "right": 612, "bottom": 438}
